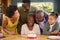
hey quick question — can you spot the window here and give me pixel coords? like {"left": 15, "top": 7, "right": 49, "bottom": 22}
{"left": 17, "top": 2, "right": 53, "bottom": 13}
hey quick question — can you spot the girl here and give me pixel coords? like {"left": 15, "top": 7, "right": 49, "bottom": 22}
{"left": 21, "top": 13, "right": 40, "bottom": 35}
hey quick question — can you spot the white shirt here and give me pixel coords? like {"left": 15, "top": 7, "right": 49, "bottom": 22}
{"left": 21, "top": 24, "right": 40, "bottom": 35}
{"left": 57, "top": 15, "right": 60, "bottom": 22}
{"left": 49, "top": 23, "right": 55, "bottom": 32}
{"left": 57, "top": 15, "right": 60, "bottom": 29}
{"left": 39, "top": 21, "right": 45, "bottom": 29}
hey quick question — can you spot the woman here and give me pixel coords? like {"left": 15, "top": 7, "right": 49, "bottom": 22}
{"left": 2, "top": 5, "right": 20, "bottom": 35}
{"left": 21, "top": 13, "right": 40, "bottom": 35}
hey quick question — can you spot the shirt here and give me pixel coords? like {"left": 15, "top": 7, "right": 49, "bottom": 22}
{"left": 49, "top": 23, "right": 55, "bottom": 32}
{"left": 21, "top": 24, "right": 40, "bottom": 35}
{"left": 39, "top": 21, "right": 45, "bottom": 29}
{"left": 17, "top": 6, "right": 37, "bottom": 34}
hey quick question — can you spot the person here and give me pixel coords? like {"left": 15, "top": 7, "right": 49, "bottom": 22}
{"left": 44, "top": 12, "right": 48, "bottom": 24}
{"left": 0, "top": 13, "right": 3, "bottom": 33}
{"left": 2, "top": 5, "right": 20, "bottom": 35}
{"left": 21, "top": 13, "right": 40, "bottom": 35}
{"left": 57, "top": 12, "right": 60, "bottom": 35}
{"left": 43, "top": 12, "right": 59, "bottom": 35}
{"left": 57, "top": 13, "right": 60, "bottom": 28}
{"left": 17, "top": 0, "right": 37, "bottom": 34}
{"left": 35, "top": 10, "right": 46, "bottom": 34}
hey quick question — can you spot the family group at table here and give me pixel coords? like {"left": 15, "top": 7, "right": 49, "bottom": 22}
{"left": 0, "top": 0, "right": 60, "bottom": 37}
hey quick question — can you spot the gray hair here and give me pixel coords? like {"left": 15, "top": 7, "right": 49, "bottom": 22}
{"left": 36, "top": 10, "right": 44, "bottom": 16}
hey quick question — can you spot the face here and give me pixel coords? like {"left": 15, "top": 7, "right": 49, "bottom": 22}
{"left": 27, "top": 16, "right": 34, "bottom": 27}
{"left": 35, "top": 13, "right": 44, "bottom": 23}
{"left": 12, "top": 10, "right": 20, "bottom": 18}
{"left": 22, "top": 3, "right": 30, "bottom": 11}
{"left": 48, "top": 16, "right": 56, "bottom": 25}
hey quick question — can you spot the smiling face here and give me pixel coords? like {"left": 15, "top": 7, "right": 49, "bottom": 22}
{"left": 27, "top": 16, "right": 34, "bottom": 27}
{"left": 48, "top": 16, "right": 56, "bottom": 25}
{"left": 22, "top": 3, "right": 30, "bottom": 11}
{"left": 12, "top": 10, "right": 20, "bottom": 19}
{"left": 35, "top": 12, "right": 44, "bottom": 23}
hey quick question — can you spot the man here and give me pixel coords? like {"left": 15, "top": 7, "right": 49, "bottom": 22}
{"left": 35, "top": 10, "right": 46, "bottom": 34}
{"left": 17, "top": 0, "right": 37, "bottom": 34}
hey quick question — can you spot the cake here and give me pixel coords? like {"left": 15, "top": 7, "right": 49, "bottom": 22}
{"left": 27, "top": 34, "right": 37, "bottom": 39}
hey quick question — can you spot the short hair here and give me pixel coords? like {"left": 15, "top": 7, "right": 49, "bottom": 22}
{"left": 22, "top": 0, "right": 31, "bottom": 4}
{"left": 27, "top": 13, "right": 34, "bottom": 18}
{"left": 5, "top": 5, "right": 18, "bottom": 18}
{"left": 50, "top": 12, "right": 58, "bottom": 18}
{"left": 27, "top": 13, "right": 34, "bottom": 25}
{"left": 35, "top": 10, "right": 44, "bottom": 16}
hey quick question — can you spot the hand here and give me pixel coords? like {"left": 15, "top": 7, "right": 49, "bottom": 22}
{"left": 51, "top": 30, "right": 58, "bottom": 35}
{"left": 9, "top": 32, "right": 16, "bottom": 35}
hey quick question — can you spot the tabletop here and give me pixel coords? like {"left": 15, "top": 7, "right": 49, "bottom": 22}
{"left": 0, "top": 35, "right": 58, "bottom": 40}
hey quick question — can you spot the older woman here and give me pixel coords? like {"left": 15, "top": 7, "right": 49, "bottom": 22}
{"left": 2, "top": 5, "right": 20, "bottom": 35}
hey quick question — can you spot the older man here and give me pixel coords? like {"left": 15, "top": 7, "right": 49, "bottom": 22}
{"left": 35, "top": 10, "right": 47, "bottom": 34}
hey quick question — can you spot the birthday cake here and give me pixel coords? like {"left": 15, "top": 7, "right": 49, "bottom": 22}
{"left": 27, "top": 34, "right": 37, "bottom": 39}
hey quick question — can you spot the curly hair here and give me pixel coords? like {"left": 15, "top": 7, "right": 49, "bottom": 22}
{"left": 5, "top": 5, "right": 18, "bottom": 18}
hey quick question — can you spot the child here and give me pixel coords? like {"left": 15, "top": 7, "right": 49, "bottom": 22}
{"left": 21, "top": 13, "right": 40, "bottom": 35}
{"left": 43, "top": 12, "right": 59, "bottom": 35}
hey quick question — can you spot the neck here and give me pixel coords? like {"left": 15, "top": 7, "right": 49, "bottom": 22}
{"left": 27, "top": 24, "right": 34, "bottom": 31}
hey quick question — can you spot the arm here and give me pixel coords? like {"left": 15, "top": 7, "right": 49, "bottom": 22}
{"left": 43, "top": 22, "right": 59, "bottom": 35}
{"left": 51, "top": 23, "right": 59, "bottom": 35}
{"left": 2, "top": 18, "right": 15, "bottom": 35}
{"left": 51, "top": 30, "right": 58, "bottom": 35}
{"left": 43, "top": 27, "right": 51, "bottom": 35}
{"left": 21, "top": 25, "right": 25, "bottom": 35}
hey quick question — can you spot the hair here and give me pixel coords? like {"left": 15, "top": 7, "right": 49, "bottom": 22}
{"left": 22, "top": 0, "right": 31, "bottom": 4}
{"left": 27, "top": 13, "right": 34, "bottom": 19}
{"left": 5, "top": 5, "right": 18, "bottom": 18}
{"left": 27, "top": 13, "right": 34, "bottom": 22}
{"left": 35, "top": 10, "right": 44, "bottom": 16}
{"left": 50, "top": 12, "right": 58, "bottom": 18}
{"left": 27, "top": 13, "right": 34, "bottom": 27}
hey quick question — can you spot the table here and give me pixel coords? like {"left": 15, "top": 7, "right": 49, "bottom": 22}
{"left": 0, "top": 35, "right": 53, "bottom": 40}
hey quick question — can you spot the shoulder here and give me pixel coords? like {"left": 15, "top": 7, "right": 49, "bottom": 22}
{"left": 54, "top": 22, "right": 59, "bottom": 27}
{"left": 2, "top": 16, "right": 8, "bottom": 26}
{"left": 30, "top": 6, "right": 37, "bottom": 13}
{"left": 21, "top": 24, "right": 27, "bottom": 27}
{"left": 55, "top": 22, "right": 59, "bottom": 25}
{"left": 44, "top": 22, "right": 50, "bottom": 29}
{"left": 3, "top": 16, "right": 8, "bottom": 22}
{"left": 34, "top": 23, "right": 39, "bottom": 25}
{"left": 18, "top": 7, "right": 22, "bottom": 9}
{"left": 34, "top": 23, "right": 39, "bottom": 28}
{"left": 45, "top": 22, "right": 50, "bottom": 26}
{"left": 18, "top": 7, "right": 23, "bottom": 11}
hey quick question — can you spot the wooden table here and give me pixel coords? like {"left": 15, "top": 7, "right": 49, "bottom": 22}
{"left": 0, "top": 35, "right": 54, "bottom": 40}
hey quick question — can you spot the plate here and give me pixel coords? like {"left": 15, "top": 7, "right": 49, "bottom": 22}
{"left": 48, "top": 36, "right": 60, "bottom": 39}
